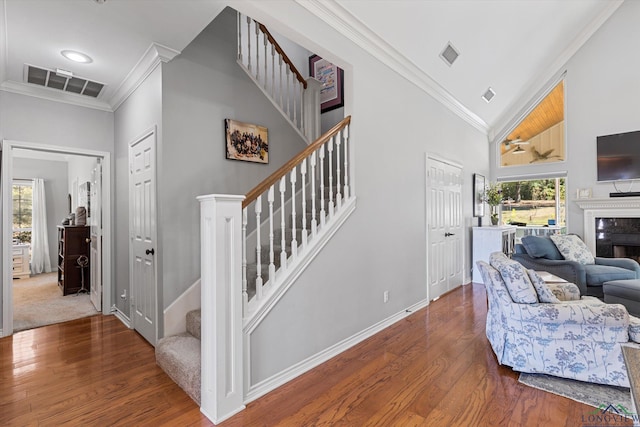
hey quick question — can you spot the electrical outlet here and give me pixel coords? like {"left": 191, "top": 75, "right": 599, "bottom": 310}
{"left": 383, "top": 291, "right": 389, "bottom": 303}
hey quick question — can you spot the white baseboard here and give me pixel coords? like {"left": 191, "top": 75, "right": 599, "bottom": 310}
{"left": 245, "top": 298, "right": 429, "bottom": 403}
{"left": 164, "top": 279, "right": 201, "bottom": 337}
{"left": 111, "top": 306, "right": 131, "bottom": 328}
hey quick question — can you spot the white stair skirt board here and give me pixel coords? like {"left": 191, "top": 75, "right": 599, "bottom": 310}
{"left": 164, "top": 279, "right": 201, "bottom": 337}
{"left": 244, "top": 298, "right": 430, "bottom": 403}
{"left": 111, "top": 306, "right": 131, "bottom": 329}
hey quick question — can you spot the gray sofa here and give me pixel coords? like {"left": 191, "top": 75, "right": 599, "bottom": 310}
{"left": 512, "top": 235, "right": 640, "bottom": 298}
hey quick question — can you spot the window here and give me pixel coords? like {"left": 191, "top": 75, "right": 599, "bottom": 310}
{"left": 500, "top": 81, "right": 565, "bottom": 167}
{"left": 499, "top": 177, "right": 566, "bottom": 238}
{"left": 13, "top": 181, "right": 33, "bottom": 244}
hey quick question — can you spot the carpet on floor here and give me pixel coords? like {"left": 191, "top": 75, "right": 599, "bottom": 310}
{"left": 13, "top": 272, "right": 98, "bottom": 332}
{"left": 519, "top": 372, "right": 632, "bottom": 412}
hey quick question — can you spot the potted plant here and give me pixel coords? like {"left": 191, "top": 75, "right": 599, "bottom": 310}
{"left": 485, "top": 182, "right": 503, "bottom": 225}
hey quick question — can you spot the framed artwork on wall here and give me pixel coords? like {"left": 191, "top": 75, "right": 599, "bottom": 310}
{"left": 225, "top": 119, "right": 269, "bottom": 164}
{"left": 473, "top": 173, "right": 485, "bottom": 218}
{"left": 308, "top": 54, "right": 344, "bottom": 113}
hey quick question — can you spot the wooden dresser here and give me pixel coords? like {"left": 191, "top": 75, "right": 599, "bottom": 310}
{"left": 57, "top": 226, "right": 90, "bottom": 295}
{"left": 12, "top": 243, "right": 30, "bottom": 279}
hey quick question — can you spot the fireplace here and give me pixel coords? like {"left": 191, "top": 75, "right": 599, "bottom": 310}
{"left": 575, "top": 197, "right": 640, "bottom": 259}
{"left": 595, "top": 217, "right": 640, "bottom": 262}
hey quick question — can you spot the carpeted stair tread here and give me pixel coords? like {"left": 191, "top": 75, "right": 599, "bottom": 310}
{"left": 156, "top": 333, "right": 201, "bottom": 404}
{"left": 186, "top": 309, "right": 201, "bottom": 340}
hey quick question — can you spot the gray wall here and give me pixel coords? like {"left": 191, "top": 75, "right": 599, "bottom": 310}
{"left": 160, "top": 8, "right": 309, "bottom": 309}
{"left": 113, "top": 65, "right": 163, "bottom": 320}
{"left": 493, "top": 0, "right": 640, "bottom": 237}
{"left": 13, "top": 158, "right": 69, "bottom": 270}
{"left": 234, "top": 2, "right": 490, "bottom": 385}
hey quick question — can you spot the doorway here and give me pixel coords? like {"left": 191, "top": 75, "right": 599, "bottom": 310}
{"left": 426, "top": 154, "right": 464, "bottom": 301}
{"left": 1, "top": 140, "right": 112, "bottom": 337}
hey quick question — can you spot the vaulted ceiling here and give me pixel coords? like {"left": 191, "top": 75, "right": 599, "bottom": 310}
{"left": 0, "top": 0, "right": 623, "bottom": 138}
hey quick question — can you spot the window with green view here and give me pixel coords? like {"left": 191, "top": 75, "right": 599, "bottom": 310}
{"left": 13, "top": 181, "right": 33, "bottom": 243}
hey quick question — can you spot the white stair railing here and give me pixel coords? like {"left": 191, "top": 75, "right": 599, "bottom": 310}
{"left": 241, "top": 117, "right": 353, "bottom": 318}
{"left": 237, "top": 12, "right": 322, "bottom": 143}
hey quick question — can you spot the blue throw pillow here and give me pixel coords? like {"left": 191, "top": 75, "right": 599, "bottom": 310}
{"left": 521, "top": 236, "right": 564, "bottom": 260}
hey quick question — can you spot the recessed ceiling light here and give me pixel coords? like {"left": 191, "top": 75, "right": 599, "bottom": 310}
{"left": 61, "top": 50, "right": 93, "bottom": 64}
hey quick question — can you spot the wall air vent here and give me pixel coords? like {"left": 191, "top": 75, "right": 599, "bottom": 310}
{"left": 482, "top": 87, "right": 496, "bottom": 103}
{"left": 440, "top": 42, "right": 460, "bottom": 67}
{"left": 25, "top": 64, "right": 105, "bottom": 98}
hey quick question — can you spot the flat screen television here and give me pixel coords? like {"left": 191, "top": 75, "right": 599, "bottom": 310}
{"left": 596, "top": 130, "right": 640, "bottom": 182}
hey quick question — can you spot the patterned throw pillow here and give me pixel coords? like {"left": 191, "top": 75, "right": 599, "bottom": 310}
{"left": 549, "top": 234, "right": 595, "bottom": 265}
{"left": 526, "top": 270, "right": 561, "bottom": 303}
{"left": 489, "top": 252, "right": 538, "bottom": 304}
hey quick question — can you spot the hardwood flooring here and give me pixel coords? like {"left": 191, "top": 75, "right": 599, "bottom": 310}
{"left": 1, "top": 283, "right": 630, "bottom": 426}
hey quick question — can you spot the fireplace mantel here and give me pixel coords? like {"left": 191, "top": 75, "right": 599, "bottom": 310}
{"left": 575, "top": 197, "right": 640, "bottom": 254}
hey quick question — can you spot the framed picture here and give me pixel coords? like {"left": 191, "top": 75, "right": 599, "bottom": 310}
{"left": 225, "top": 119, "right": 269, "bottom": 164}
{"left": 309, "top": 54, "right": 344, "bottom": 113}
{"left": 473, "top": 173, "right": 485, "bottom": 218}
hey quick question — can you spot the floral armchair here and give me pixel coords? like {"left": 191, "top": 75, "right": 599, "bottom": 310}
{"left": 477, "top": 252, "right": 640, "bottom": 387}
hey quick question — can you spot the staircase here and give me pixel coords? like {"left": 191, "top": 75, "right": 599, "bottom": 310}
{"left": 156, "top": 309, "right": 202, "bottom": 404}
{"left": 155, "top": 12, "right": 355, "bottom": 423}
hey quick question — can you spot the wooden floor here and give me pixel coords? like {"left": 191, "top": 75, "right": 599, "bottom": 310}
{"left": 1, "top": 283, "right": 630, "bottom": 426}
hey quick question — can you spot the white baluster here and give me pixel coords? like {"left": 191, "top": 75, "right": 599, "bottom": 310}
{"left": 255, "top": 196, "right": 263, "bottom": 299}
{"left": 300, "top": 82, "right": 305, "bottom": 135}
{"left": 300, "top": 159, "right": 308, "bottom": 248}
{"left": 328, "top": 136, "right": 335, "bottom": 217}
{"left": 237, "top": 12, "right": 242, "bottom": 62}
{"left": 310, "top": 151, "right": 318, "bottom": 236}
{"left": 290, "top": 166, "right": 297, "bottom": 258}
{"left": 343, "top": 124, "right": 350, "bottom": 199}
{"left": 286, "top": 67, "right": 291, "bottom": 117}
{"left": 279, "top": 176, "right": 287, "bottom": 270}
{"left": 255, "top": 23, "right": 260, "bottom": 81}
{"left": 278, "top": 55, "right": 284, "bottom": 109}
{"left": 319, "top": 144, "right": 326, "bottom": 227}
{"left": 271, "top": 45, "right": 275, "bottom": 98}
{"left": 263, "top": 32, "right": 268, "bottom": 89}
{"left": 292, "top": 74, "right": 297, "bottom": 128}
{"left": 267, "top": 186, "right": 276, "bottom": 284}
{"left": 242, "top": 207, "right": 248, "bottom": 313}
{"left": 246, "top": 16, "right": 251, "bottom": 72}
{"left": 335, "top": 130, "right": 342, "bottom": 209}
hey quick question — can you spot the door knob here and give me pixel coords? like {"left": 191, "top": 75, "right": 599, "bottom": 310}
{"left": 85, "top": 238, "right": 91, "bottom": 243}
{"left": 445, "top": 232, "right": 455, "bottom": 237}
{"left": 146, "top": 248, "right": 155, "bottom": 255}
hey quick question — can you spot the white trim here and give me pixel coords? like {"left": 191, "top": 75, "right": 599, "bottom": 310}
{"left": 110, "top": 43, "right": 180, "bottom": 111}
{"left": 575, "top": 198, "right": 640, "bottom": 255}
{"left": 293, "top": 0, "right": 489, "bottom": 134}
{"left": 0, "top": 0, "right": 8, "bottom": 84}
{"left": 0, "top": 80, "right": 113, "bottom": 112}
{"left": 245, "top": 298, "right": 429, "bottom": 403}
{"left": 1, "top": 140, "right": 113, "bottom": 337}
{"left": 111, "top": 306, "right": 132, "bottom": 328}
{"left": 163, "top": 278, "right": 201, "bottom": 337}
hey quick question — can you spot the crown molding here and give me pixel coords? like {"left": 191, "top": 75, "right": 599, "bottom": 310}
{"left": 294, "top": 0, "right": 489, "bottom": 134}
{"left": 575, "top": 197, "right": 640, "bottom": 210}
{"left": 490, "top": 0, "right": 623, "bottom": 142}
{"left": 0, "top": 0, "right": 8, "bottom": 84}
{"left": 109, "top": 42, "right": 180, "bottom": 111}
{"left": 0, "top": 80, "right": 113, "bottom": 111}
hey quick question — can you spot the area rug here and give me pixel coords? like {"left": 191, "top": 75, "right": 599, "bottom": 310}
{"left": 519, "top": 373, "right": 632, "bottom": 410}
{"left": 13, "top": 272, "right": 98, "bottom": 332}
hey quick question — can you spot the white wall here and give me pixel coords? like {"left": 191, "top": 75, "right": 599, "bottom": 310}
{"left": 232, "top": 2, "right": 489, "bottom": 385}
{"left": 160, "top": 8, "right": 310, "bottom": 313}
{"left": 13, "top": 158, "right": 68, "bottom": 269}
{"left": 493, "top": 0, "right": 640, "bottom": 237}
{"left": 113, "top": 66, "right": 163, "bottom": 320}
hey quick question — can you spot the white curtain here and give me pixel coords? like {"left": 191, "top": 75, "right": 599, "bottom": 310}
{"left": 31, "top": 178, "right": 51, "bottom": 274}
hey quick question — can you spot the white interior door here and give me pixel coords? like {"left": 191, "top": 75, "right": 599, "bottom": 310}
{"left": 427, "top": 156, "right": 463, "bottom": 301}
{"left": 129, "top": 129, "right": 157, "bottom": 346}
{"left": 89, "top": 159, "right": 102, "bottom": 312}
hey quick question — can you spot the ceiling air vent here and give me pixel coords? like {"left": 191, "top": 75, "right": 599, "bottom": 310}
{"left": 440, "top": 42, "right": 460, "bottom": 67}
{"left": 25, "top": 64, "right": 105, "bottom": 98}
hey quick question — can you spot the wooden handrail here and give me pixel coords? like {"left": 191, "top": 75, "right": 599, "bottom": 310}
{"left": 243, "top": 116, "right": 351, "bottom": 208}
{"left": 256, "top": 22, "right": 308, "bottom": 90}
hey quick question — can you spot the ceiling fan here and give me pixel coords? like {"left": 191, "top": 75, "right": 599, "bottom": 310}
{"left": 530, "top": 146, "right": 561, "bottom": 163}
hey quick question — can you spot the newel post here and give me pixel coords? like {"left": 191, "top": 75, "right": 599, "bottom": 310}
{"left": 304, "top": 77, "right": 323, "bottom": 142}
{"left": 198, "top": 194, "right": 245, "bottom": 423}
